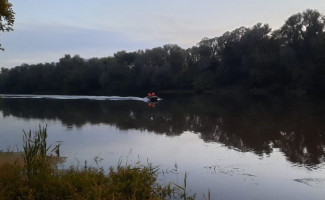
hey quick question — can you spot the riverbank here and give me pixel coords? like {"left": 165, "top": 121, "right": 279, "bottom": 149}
{"left": 0, "top": 127, "right": 198, "bottom": 200}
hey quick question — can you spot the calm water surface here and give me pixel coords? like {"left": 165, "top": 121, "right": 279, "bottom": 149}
{"left": 0, "top": 94, "right": 325, "bottom": 200}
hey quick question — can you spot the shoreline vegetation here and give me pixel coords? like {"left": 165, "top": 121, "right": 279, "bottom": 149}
{"left": 0, "top": 9, "right": 325, "bottom": 98}
{"left": 0, "top": 126, "right": 203, "bottom": 200}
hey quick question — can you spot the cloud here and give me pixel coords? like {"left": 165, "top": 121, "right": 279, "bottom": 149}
{"left": 0, "top": 22, "right": 223, "bottom": 68}
{"left": 0, "top": 24, "right": 163, "bottom": 67}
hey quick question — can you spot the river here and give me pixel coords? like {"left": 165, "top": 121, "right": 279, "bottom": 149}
{"left": 0, "top": 94, "right": 325, "bottom": 199}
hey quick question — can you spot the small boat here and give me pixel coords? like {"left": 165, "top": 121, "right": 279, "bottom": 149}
{"left": 145, "top": 92, "right": 159, "bottom": 102}
{"left": 146, "top": 95, "right": 159, "bottom": 102}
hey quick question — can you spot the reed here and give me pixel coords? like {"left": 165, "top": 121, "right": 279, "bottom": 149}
{"left": 22, "top": 125, "right": 59, "bottom": 179}
{"left": 172, "top": 172, "right": 196, "bottom": 200}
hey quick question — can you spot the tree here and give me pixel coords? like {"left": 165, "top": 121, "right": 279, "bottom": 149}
{"left": 0, "top": 0, "right": 14, "bottom": 50}
{"left": 278, "top": 10, "right": 325, "bottom": 51}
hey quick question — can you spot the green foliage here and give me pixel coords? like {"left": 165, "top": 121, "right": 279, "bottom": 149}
{"left": 0, "top": 0, "right": 15, "bottom": 50}
{"left": 108, "top": 163, "right": 162, "bottom": 200}
{"left": 22, "top": 125, "right": 60, "bottom": 180}
{"left": 0, "top": 9, "right": 325, "bottom": 96}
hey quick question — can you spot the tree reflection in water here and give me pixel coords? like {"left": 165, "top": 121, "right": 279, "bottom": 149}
{"left": 0, "top": 94, "right": 325, "bottom": 167}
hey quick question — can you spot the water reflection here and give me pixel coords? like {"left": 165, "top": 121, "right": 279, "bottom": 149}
{"left": 0, "top": 94, "right": 325, "bottom": 167}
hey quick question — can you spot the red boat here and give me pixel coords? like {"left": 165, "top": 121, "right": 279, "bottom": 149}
{"left": 146, "top": 95, "right": 158, "bottom": 102}
{"left": 146, "top": 92, "right": 159, "bottom": 102}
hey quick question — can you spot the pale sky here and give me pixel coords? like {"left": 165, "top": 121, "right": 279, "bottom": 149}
{"left": 1, "top": 0, "right": 325, "bottom": 68}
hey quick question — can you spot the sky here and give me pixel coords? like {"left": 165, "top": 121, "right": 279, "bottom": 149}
{"left": 0, "top": 0, "right": 325, "bottom": 68}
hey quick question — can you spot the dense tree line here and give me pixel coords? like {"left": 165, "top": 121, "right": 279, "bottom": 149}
{"left": 1, "top": 9, "right": 325, "bottom": 96}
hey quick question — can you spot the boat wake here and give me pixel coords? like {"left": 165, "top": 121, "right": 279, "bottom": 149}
{"left": 0, "top": 94, "right": 150, "bottom": 102}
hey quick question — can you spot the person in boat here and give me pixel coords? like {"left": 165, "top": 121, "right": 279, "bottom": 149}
{"left": 146, "top": 92, "right": 158, "bottom": 102}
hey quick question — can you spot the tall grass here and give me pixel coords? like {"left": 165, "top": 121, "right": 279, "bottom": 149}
{"left": 0, "top": 126, "right": 200, "bottom": 200}
{"left": 23, "top": 125, "right": 60, "bottom": 180}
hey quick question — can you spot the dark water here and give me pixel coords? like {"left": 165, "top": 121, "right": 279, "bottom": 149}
{"left": 0, "top": 94, "right": 325, "bottom": 199}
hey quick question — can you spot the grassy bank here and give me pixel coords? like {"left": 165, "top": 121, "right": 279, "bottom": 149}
{"left": 0, "top": 126, "right": 200, "bottom": 200}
